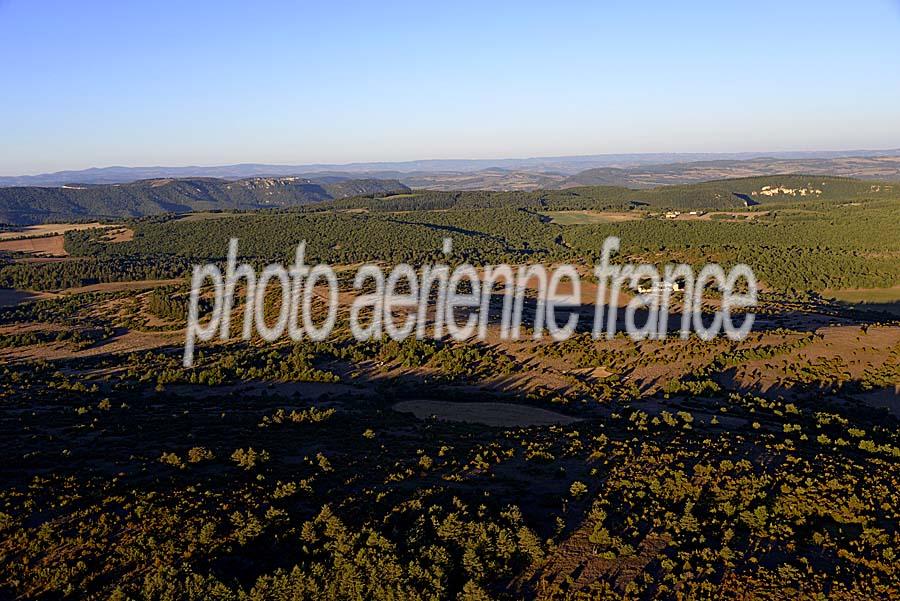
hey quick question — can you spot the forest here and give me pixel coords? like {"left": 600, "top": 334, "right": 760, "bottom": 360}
{"left": 34, "top": 186, "right": 900, "bottom": 294}
{"left": 0, "top": 177, "right": 411, "bottom": 225}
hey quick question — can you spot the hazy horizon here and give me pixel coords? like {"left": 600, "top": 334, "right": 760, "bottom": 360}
{"left": 4, "top": 145, "right": 900, "bottom": 179}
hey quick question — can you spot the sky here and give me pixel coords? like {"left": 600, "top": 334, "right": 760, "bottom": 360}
{"left": 1, "top": 0, "right": 899, "bottom": 175}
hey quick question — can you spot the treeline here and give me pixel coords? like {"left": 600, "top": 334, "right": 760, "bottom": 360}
{"left": 121, "top": 335, "right": 516, "bottom": 388}
{"left": 329, "top": 190, "right": 544, "bottom": 212}
{"left": 0, "top": 257, "right": 190, "bottom": 291}
{"left": 147, "top": 287, "right": 189, "bottom": 321}
{"left": 0, "top": 327, "right": 113, "bottom": 349}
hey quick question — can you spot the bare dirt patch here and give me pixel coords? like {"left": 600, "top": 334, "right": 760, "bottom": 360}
{"left": 0, "top": 222, "right": 111, "bottom": 240}
{"left": 100, "top": 227, "right": 135, "bottom": 243}
{"left": 572, "top": 366, "right": 613, "bottom": 379}
{"left": 0, "top": 235, "right": 67, "bottom": 256}
{"left": 471, "top": 265, "right": 633, "bottom": 307}
{"left": 0, "top": 222, "right": 118, "bottom": 257}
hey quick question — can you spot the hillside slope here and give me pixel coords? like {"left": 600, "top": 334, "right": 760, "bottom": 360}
{"left": 324, "top": 175, "right": 896, "bottom": 212}
{"left": 0, "top": 177, "right": 410, "bottom": 225}
{"left": 561, "top": 156, "right": 900, "bottom": 188}
{"left": 556, "top": 175, "right": 893, "bottom": 209}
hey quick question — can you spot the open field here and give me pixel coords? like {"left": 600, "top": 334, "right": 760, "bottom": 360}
{"left": 0, "top": 222, "right": 112, "bottom": 240}
{"left": 173, "top": 211, "right": 239, "bottom": 222}
{"left": 0, "top": 223, "right": 117, "bottom": 257}
{"left": 541, "top": 210, "right": 643, "bottom": 224}
{"left": 825, "top": 285, "right": 900, "bottom": 303}
{"left": 823, "top": 285, "right": 900, "bottom": 316}
{"left": 100, "top": 226, "right": 135, "bottom": 243}
{"left": 0, "top": 234, "right": 67, "bottom": 256}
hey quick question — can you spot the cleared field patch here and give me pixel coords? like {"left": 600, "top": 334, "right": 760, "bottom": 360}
{"left": 541, "top": 210, "right": 642, "bottom": 225}
{"left": 174, "top": 211, "right": 238, "bottom": 222}
{"left": 100, "top": 227, "right": 134, "bottom": 243}
{"left": 824, "top": 285, "right": 900, "bottom": 304}
{"left": 393, "top": 399, "right": 579, "bottom": 427}
{"left": 0, "top": 222, "right": 117, "bottom": 257}
{"left": 0, "top": 222, "right": 111, "bottom": 240}
{"left": 0, "top": 235, "right": 66, "bottom": 256}
{"left": 824, "top": 285, "right": 900, "bottom": 317}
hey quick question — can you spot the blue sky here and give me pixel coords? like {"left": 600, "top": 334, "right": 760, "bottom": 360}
{"left": 2, "top": 0, "right": 899, "bottom": 174}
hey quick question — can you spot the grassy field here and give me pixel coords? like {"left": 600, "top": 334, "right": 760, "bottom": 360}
{"left": 824, "top": 285, "right": 900, "bottom": 316}
{"left": 0, "top": 222, "right": 111, "bottom": 240}
{"left": 824, "top": 285, "right": 900, "bottom": 303}
{"left": 173, "top": 211, "right": 239, "bottom": 222}
{"left": 0, "top": 223, "right": 116, "bottom": 257}
{"left": 540, "top": 210, "right": 643, "bottom": 224}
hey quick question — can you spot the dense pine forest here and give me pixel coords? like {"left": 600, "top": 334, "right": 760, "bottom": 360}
{"left": 1, "top": 176, "right": 888, "bottom": 293}
{"left": 0, "top": 177, "right": 411, "bottom": 225}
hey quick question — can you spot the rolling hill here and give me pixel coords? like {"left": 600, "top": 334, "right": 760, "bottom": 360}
{"left": 1, "top": 174, "right": 895, "bottom": 226}
{"left": 324, "top": 175, "right": 897, "bottom": 213}
{"left": 560, "top": 155, "right": 900, "bottom": 189}
{"left": 0, "top": 177, "right": 410, "bottom": 225}
{"left": 3, "top": 150, "right": 899, "bottom": 190}
{"left": 555, "top": 175, "right": 895, "bottom": 209}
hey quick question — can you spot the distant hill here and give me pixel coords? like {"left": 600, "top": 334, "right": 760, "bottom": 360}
{"left": 3, "top": 149, "right": 899, "bottom": 188}
{"left": 0, "top": 177, "right": 410, "bottom": 225}
{"left": 570, "top": 174, "right": 894, "bottom": 209}
{"left": 561, "top": 156, "right": 900, "bottom": 189}
{"left": 1, "top": 173, "right": 894, "bottom": 225}
{"left": 325, "top": 175, "right": 897, "bottom": 213}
